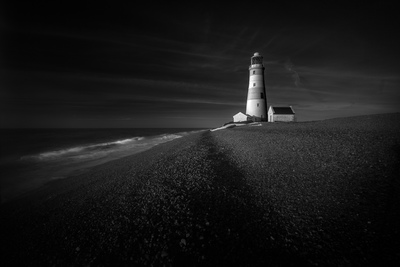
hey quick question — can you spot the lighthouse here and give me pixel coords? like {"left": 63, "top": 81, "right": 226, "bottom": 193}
{"left": 246, "top": 52, "right": 267, "bottom": 121}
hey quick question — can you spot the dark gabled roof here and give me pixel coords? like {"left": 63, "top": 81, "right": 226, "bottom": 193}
{"left": 271, "top": 106, "right": 295, "bottom": 114}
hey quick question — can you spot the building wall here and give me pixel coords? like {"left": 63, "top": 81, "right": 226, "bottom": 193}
{"left": 268, "top": 108, "right": 274, "bottom": 122}
{"left": 233, "top": 113, "right": 249, "bottom": 122}
{"left": 273, "top": 114, "right": 296, "bottom": 122}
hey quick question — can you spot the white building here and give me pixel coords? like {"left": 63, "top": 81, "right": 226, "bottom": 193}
{"left": 233, "top": 112, "right": 252, "bottom": 122}
{"left": 268, "top": 106, "right": 296, "bottom": 122}
{"left": 246, "top": 52, "right": 267, "bottom": 121}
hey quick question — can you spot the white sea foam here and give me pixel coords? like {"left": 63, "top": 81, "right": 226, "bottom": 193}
{"left": 157, "top": 134, "right": 182, "bottom": 141}
{"left": 21, "top": 136, "right": 145, "bottom": 161}
{"left": 20, "top": 132, "right": 196, "bottom": 163}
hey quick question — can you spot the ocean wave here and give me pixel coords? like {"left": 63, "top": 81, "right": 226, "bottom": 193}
{"left": 20, "top": 136, "right": 144, "bottom": 161}
{"left": 19, "top": 131, "right": 200, "bottom": 162}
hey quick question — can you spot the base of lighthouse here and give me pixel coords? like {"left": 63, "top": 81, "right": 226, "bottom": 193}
{"left": 246, "top": 99, "right": 267, "bottom": 121}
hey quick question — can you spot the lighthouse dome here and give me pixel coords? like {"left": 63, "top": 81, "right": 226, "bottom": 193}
{"left": 254, "top": 52, "right": 260, "bottom": 56}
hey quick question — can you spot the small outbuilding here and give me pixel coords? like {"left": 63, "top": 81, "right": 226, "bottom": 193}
{"left": 268, "top": 106, "right": 296, "bottom": 122}
{"left": 233, "top": 112, "right": 253, "bottom": 122}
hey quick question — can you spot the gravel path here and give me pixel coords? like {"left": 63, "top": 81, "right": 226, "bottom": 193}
{"left": 1, "top": 113, "right": 399, "bottom": 266}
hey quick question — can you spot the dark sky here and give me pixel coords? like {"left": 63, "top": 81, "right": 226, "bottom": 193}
{"left": 1, "top": 1, "right": 399, "bottom": 128}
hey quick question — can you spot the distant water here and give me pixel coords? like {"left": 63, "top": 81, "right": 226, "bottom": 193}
{"left": 0, "top": 128, "right": 205, "bottom": 203}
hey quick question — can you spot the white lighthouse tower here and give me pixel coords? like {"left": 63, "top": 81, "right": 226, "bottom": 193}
{"left": 246, "top": 52, "right": 267, "bottom": 121}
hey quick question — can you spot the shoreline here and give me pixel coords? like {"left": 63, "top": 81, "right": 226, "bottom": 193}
{"left": 1, "top": 129, "right": 207, "bottom": 204}
{"left": 1, "top": 113, "right": 399, "bottom": 266}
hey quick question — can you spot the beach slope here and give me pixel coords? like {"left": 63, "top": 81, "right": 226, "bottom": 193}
{"left": 1, "top": 113, "right": 399, "bottom": 266}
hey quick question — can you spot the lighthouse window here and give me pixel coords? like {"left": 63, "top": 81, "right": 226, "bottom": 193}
{"left": 253, "top": 70, "right": 255, "bottom": 74}
{"left": 253, "top": 83, "right": 256, "bottom": 87}
{"left": 257, "top": 103, "right": 259, "bottom": 107}
{"left": 261, "top": 92, "right": 264, "bottom": 99}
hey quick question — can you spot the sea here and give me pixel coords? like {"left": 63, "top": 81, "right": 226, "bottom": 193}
{"left": 0, "top": 128, "right": 206, "bottom": 203}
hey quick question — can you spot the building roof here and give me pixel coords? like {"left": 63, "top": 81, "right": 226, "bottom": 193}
{"left": 270, "top": 106, "right": 295, "bottom": 114}
{"left": 233, "top": 112, "right": 252, "bottom": 117}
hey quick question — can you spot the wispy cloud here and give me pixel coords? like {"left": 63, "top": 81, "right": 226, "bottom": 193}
{"left": 284, "top": 58, "right": 302, "bottom": 87}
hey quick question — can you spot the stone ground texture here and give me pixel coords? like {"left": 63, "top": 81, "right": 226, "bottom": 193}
{"left": 1, "top": 113, "right": 399, "bottom": 266}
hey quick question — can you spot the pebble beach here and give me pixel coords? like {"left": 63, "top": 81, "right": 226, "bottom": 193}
{"left": 1, "top": 113, "right": 399, "bottom": 266}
